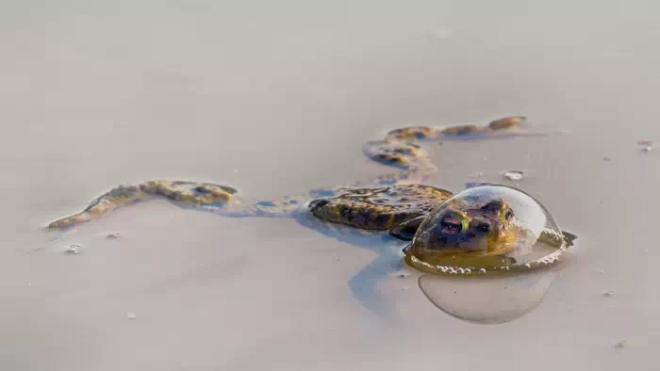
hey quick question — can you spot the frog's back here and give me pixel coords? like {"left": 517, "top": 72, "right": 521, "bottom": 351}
{"left": 46, "top": 116, "right": 525, "bottom": 230}
{"left": 308, "top": 184, "right": 452, "bottom": 230}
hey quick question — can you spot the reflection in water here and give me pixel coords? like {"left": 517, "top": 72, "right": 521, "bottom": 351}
{"left": 41, "top": 184, "right": 575, "bottom": 321}
{"left": 298, "top": 204, "right": 573, "bottom": 323}
{"left": 418, "top": 264, "right": 561, "bottom": 324}
{"left": 296, "top": 210, "right": 407, "bottom": 316}
{"left": 405, "top": 186, "right": 575, "bottom": 323}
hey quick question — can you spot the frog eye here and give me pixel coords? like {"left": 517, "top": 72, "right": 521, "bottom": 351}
{"left": 440, "top": 216, "right": 463, "bottom": 234}
{"left": 475, "top": 223, "right": 491, "bottom": 233}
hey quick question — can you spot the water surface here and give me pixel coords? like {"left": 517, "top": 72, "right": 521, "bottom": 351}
{"left": 1, "top": 1, "right": 659, "bottom": 370}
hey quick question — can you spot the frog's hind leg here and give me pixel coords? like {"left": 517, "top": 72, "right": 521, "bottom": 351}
{"left": 48, "top": 180, "right": 237, "bottom": 228}
{"left": 362, "top": 137, "right": 438, "bottom": 186}
{"left": 220, "top": 194, "right": 309, "bottom": 218}
{"left": 439, "top": 116, "right": 531, "bottom": 139}
{"left": 363, "top": 116, "right": 531, "bottom": 186}
{"left": 48, "top": 185, "right": 151, "bottom": 228}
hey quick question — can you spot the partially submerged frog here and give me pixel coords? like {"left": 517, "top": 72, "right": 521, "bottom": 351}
{"left": 49, "top": 116, "right": 573, "bottom": 274}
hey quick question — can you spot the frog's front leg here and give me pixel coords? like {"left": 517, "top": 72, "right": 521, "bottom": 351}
{"left": 48, "top": 181, "right": 236, "bottom": 228}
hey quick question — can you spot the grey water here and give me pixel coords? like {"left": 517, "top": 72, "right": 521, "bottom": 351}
{"left": 2, "top": 0, "right": 660, "bottom": 370}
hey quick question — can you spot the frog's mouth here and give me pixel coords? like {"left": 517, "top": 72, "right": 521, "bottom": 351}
{"left": 400, "top": 186, "right": 575, "bottom": 275}
{"left": 424, "top": 209, "right": 519, "bottom": 255}
{"left": 402, "top": 206, "right": 527, "bottom": 273}
{"left": 403, "top": 227, "right": 572, "bottom": 275}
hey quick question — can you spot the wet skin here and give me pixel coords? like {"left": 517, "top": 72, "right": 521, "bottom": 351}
{"left": 48, "top": 116, "right": 567, "bottom": 267}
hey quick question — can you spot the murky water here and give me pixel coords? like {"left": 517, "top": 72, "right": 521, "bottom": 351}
{"left": 2, "top": 0, "right": 660, "bottom": 370}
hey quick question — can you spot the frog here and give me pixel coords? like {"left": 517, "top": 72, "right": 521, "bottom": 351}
{"left": 48, "top": 116, "right": 574, "bottom": 273}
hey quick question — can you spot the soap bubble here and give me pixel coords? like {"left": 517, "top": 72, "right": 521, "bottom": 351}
{"left": 405, "top": 185, "right": 568, "bottom": 274}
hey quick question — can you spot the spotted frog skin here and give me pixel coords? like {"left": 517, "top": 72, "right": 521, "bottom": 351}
{"left": 49, "top": 116, "right": 558, "bottom": 255}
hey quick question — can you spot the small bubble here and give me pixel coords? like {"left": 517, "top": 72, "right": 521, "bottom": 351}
{"left": 638, "top": 140, "right": 653, "bottom": 152}
{"left": 126, "top": 312, "right": 137, "bottom": 320}
{"left": 597, "top": 269, "right": 605, "bottom": 274}
{"left": 106, "top": 232, "right": 120, "bottom": 239}
{"left": 479, "top": 268, "right": 487, "bottom": 274}
{"left": 469, "top": 172, "right": 485, "bottom": 178}
{"left": 603, "top": 157, "right": 612, "bottom": 162}
{"left": 614, "top": 340, "right": 627, "bottom": 349}
{"left": 65, "top": 244, "right": 81, "bottom": 254}
{"left": 503, "top": 171, "right": 524, "bottom": 181}
{"left": 603, "top": 290, "right": 615, "bottom": 297}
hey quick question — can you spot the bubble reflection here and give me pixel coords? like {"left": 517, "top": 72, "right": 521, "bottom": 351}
{"left": 419, "top": 265, "right": 560, "bottom": 324}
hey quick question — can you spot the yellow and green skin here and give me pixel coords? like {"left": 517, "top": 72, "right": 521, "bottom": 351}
{"left": 47, "top": 116, "right": 567, "bottom": 274}
{"left": 402, "top": 199, "right": 524, "bottom": 273}
{"left": 48, "top": 181, "right": 237, "bottom": 228}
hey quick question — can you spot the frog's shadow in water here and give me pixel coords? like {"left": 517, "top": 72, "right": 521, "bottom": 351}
{"left": 42, "top": 117, "right": 569, "bottom": 319}
{"left": 295, "top": 211, "right": 409, "bottom": 316}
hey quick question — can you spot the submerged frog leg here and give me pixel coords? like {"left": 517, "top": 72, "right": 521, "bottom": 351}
{"left": 440, "top": 116, "right": 527, "bottom": 137}
{"left": 363, "top": 141, "right": 434, "bottom": 170}
{"left": 363, "top": 116, "right": 528, "bottom": 187}
{"left": 384, "top": 126, "right": 441, "bottom": 142}
{"left": 562, "top": 231, "right": 578, "bottom": 247}
{"left": 488, "top": 116, "right": 526, "bottom": 130}
{"left": 48, "top": 181, "right": 237, "bottom": 228}
{"left": 48, "top": 116, "right": 532, "bottom": 230}
{"left": 48, "top": 180, "right": 311, "bottom": 228}
{"left": 388, "top": 214, "right": 426, "bottom": 241}
{"left": 362, "top": 140, "right": 438, "bottom": 187}
{"left": 220, "top": 194, "right": 309, "bottom": 218}
{"left": 48, "top": 185, "right": 151, "bottom": 228}
{"left": 536, "top": 228, "right": 578, "bottom": 248}
{"left": 311, "top": 116, "right": 529, "bottom": 231}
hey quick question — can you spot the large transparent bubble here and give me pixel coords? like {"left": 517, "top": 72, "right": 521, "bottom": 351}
{"left": 417, "top": 266, "right": 562, "bottom": 324}
{"left": 405, "top": 185, "right": 567, "bottom": 275}
{"left": 404, "top": 185, "right": 573, "bottom": 324}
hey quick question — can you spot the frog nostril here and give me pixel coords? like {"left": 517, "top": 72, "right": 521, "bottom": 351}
{"left": 194, "top": 186, "right": 211, "bottom": 195}
{"left": 475, "top": 224, "right": 491, "bottom": 233}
